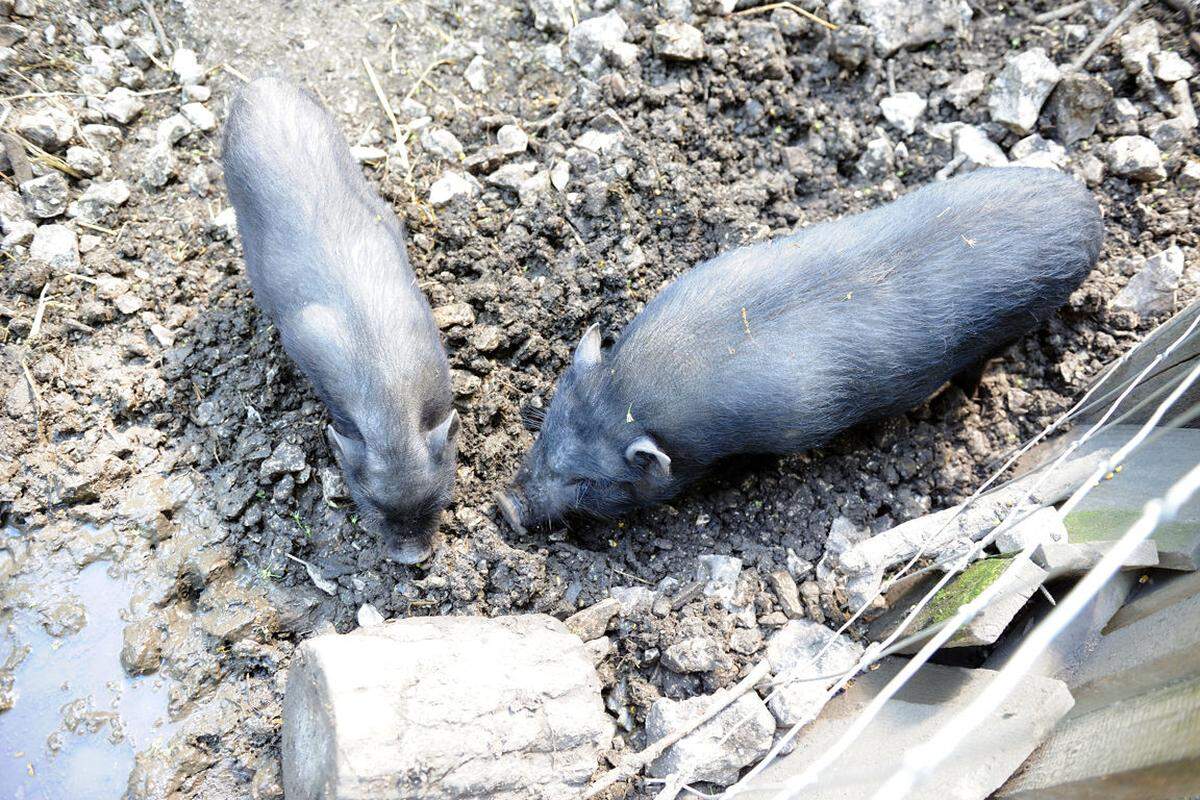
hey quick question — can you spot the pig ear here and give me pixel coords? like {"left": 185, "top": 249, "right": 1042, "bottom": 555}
{"left": 572, "top": 324, "right": 603, "bottom": 371}
{"left": 625, "top": 435, "right": 671, "bottom": 476}
{"left": 426, "top": 409, "right": 460, "bottom": 457}
{"left": 326, "top": 424, "right": 364, "bottom": 465}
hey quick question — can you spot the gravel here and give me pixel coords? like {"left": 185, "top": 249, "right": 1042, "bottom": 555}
{"left": 987, "top": 48, "right": 1062, "bottom": 135}
{"left": 1111, "top": 246, "right": 1186, "bottom": 317}
{"left": 1106, "top": 135, "right": 1166, "bottom": 181}
{"left": 879, "top": 92, "right": 927, "bottom": 136}
{"left": 29, "top": 222, "right": 79, "bottom": 272}
{"left": 653, "top": 20, "right": 705, "bottom": 61}
{"left": 20, "top": 172, "right": 70, "bottom": 219}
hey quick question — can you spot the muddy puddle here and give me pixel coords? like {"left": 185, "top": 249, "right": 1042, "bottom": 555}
{"left": 1, "top": 527, "right": 176, "bottom": 799}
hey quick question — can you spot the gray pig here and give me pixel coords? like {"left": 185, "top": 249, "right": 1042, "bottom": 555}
{"left": 223, "top": 77, "right": 458, "bottom": 563}
{"left": 499, "top": 167, "right": 1103, "bottom": 531}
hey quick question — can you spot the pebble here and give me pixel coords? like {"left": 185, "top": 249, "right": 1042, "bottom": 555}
{"left": 420, "top": 127, "right": 465, "bottom": 161}
{"left": 987, "top": 47, "right": 1061, "bottom": 135}
{"left": 120, "top": 619, "right": 164, "bottom": 675}
{"left": 157, "top": 113, "right": 195, "bottom": 146}
{"left": 944, "top": 69, "right": 987, "bottom": 109}
{"left": 206, "top": 206, "right": 237, "bottom": 240}
{"left": 428, "top": 171, "right": 479, "bottom": 206}
{"left": 465, "top": 55, "right": 488, "bottom": 92}
{"left": 65, "top": 145, "right": 104, "bottom": 177}
{"left": 81, "top": 123, "right": 122, "bottom": 149}
{"left": 20, "top": 172, "right": 69, "bottom": 218}
{"left": 1106, "top": 135, "right": 1165, "bottom": 181}
{"left": 855, "top": 0, "right": 971, "bottom": 56}
{"left": 182, "top": 83, "right": 212, "bottom": 103}
{"left": 857, "top": 134, "right": 895, "bottom": 177}
{"left": 879, "top": 91, "right": 927, "bottom": 135}
{"left": 356, "top": 604, "right": 385, "bottom": 628}
{"left": 1009, "top": 134, "right": 1067, "bottom": 170}
{"left": 0, "top": 22, "right": 27, "bottom": 47}
{"left": 696, "top": 554, "right": 741, "bottom": 601}
{"left": 1111, "top": 246, "right": 1185, "bottom": 317}
{"left": 181, "top": 102, "right": 217, "bottom": 132}
{"left": 954, "top": 124, "right": 1008, "bottom": 170}
{"left": 564, "top": 597, "right": 620, "bottom": 641}
{"left": 1150, "top": 51, "right": 1194, "bottom": 83}
{"left": 829, "top": 24, "right": 872, "bottom": 69}
{"left": 99, "top": 22, "right": 126, "bottom": 49}
{"left": 528, "top": 0, "right": 574, "bottom": 34}
{"left": 1119, "top": 19, "right": 1160, "bottom": 79}
{"left": 575, "top": 129, "right": 621, "bottom": 154}
{"left": 568, "top": 10, "right": 636, "bottom": 78}
{"left": 431, "top": 302, "right": 476, "bottom": 329}
{"left": 653, "top": 20, "right": 705, "bottom": 61}
{"left": 67, "top": 179, "right": 130, "bottom": 222}
{"left": 30, "top": 223, "right": 79, "bottom": 272}
{"left": 486, "top": 161, "right": 538, "bottom": 190}
{"left": 171, "top": 47, "right": 205, "bottom": 86}
{"left": 1179, "top": 160, "right": 1200, "bottom": 190}
{"left": 101, "top": 87, "right": 145, "bottom": 124}
{"left": 496, "top": 124, "right": 528, "bottom": 155}
{"left": 349, "top": 145, "right": 386, "bottom": 163}
{"left": 1048, "top": 72, "right": 1113, "bottom": 145}
{"left": 662, "top": 636, "right": 724, "bottom": 673}
{"left": 142, "top": 144, "right": 177, "bottom": 188}
{"left": 261, "top": 441, "right": 307, "bottom": 480}
{"left": 16, "top": 107, "right": 73, "bottom": 151}
{"left": 768, "top": 569, "right": 804, "bottom": 619}
{"left": 1108, "top": 97, "right": 1140, "bottom": 135}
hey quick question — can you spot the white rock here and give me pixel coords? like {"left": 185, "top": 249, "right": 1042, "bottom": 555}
{"left": 282, "top": 615, "right": 612, "bottom": 800}
{"left": 30, "top": 223, "right": 79, "bottom": 272}
{"left": 528, "top": 0, "right": 574, "bottom": 34}
{"left": 419, "top": 127, "right": 464, "bottom": 161}
{"left": 157, "top": 114, "right": 195, "bottom": 146}
{"left": 1009, "top": 133, "right": 1067, "bottom": 170}
{"left": 653, "top": 20, "right": 705, "bottom": 61}
{"left": 206, "top": 206, "right": 237, "bottom": 240}
{"left": 81, "top": 123, "right": 122, "bottom": 149}
{"left": 16, "top": 107, "right": 74, "bottom": 151}
{"left": 496, "top": 124, "right": 528, "bottom": 155}
{"left": 79, "top": 234, "right": 101, "bottom": 253}
{"left": 1, "top": 220, "right": 35, "bottom": 248}
{"left": 879, "top": 91, "right": 927, "bottom": 135}
{"left": 349, "top": 145, "right": 386, "bottom": 163}
{"left": 568, "top": 11, "right": 634, "bottom": 78}
{"left": 993, "top": 506, "right": 1068, "bottom": 552}
{"left": 99, "top": 22, "right": 126, "bottom": 49}
{"left": 696, "top": 554, "right": 742, "bottom": 601}
{"left": 66, "top": 179, "right": 130, "bottom": 222}
{"left": 662, "top": 636, "right": 725, "bottom": 673}
{"left": 65, "top": 146, "right": 104, "bottom": 177}
{"left": 486, "top": 161, "right": 539, "bottom": 190}
{"left": 125, "top": 34, "right": 158, "bottom": 68}
{"left": 575, "top": 129, "right": 622, "bottom": 154}
{"left": 766, "top": 619, "right": 865, "bottom": 726}
{"left": 988, "top": 48, "right": 1061, "bottom": 135}
{"left": 101, "top": 87, "right": 145, "bottom": 124}
{"left": 945, "top": 70, "right": 987, "bottom": 109}
{"left": 428, "top": 171, "right": 480, "bottom": 206}
{"left": 180, "top": 102, "right": 217, "bottom": 132}
{"left": 856, "top": 0, "right": 972, "bottom": 56}
{"left": 550, "top": 159, "right": 570, "bottom": 191}
{"left": 1111, "top": 246, "right": 1185, "bottom": 317}
{"left": 857, "top": 134, "right": 895, "bottom": 177}
{"left": 1179, "top": 160, "right": 1200, "bottom": 189}
{"left": 182, "top": 83, "right": 211, "bottom": 103}
{"left": 142, "top": 144, "right": 176, "bottom": 188}
{"left": 954, "top": 124, "right": 1008, "bottom": 170}
{"left": 1150, "top": 50, "right": 1195, "bottom": 83}
{"left": 1106, "top": 135, "right": 1165, "bottom": 181}
{"left": 171, "top": 47, "right": 205, "bottom": 86}
{"left": 465, "top": 55, "right": 488, "bottom": 92}
{"left": 646, "top": 692, "right": 775, "bottom": 786}
{"left": 1119, "top": 19, "right": 1160, "bottom": 79}
{"left": 0, "top": 188, "right": 28, "bottom": 234}
{"left": 20, "top": 172, "right": 69, "bottom": 219}
{"left": 356, "top": 604, "right": 384, "bottom": 628}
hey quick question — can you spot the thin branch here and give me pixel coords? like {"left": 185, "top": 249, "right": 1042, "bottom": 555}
{"left": 1072, "top": 0, "right": 1146, "bottom": 70}
{"left": 140, "top": 0, "right": 174, "bottom": 57}
{"left": 733, "top": 2, "right": 838, "bottom": 31}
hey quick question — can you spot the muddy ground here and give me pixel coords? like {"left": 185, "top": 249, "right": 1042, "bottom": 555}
{"left": 1, "top": 0, "right": 1197, "bottom": 797}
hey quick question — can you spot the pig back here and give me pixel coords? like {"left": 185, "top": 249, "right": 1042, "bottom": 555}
{"left": 608, "top": 167, "right": 1102, "bottom": 465}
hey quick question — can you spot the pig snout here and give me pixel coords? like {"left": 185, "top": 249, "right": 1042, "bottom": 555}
{"left": 379, "top": 516, "right": 438, "bottom": 564}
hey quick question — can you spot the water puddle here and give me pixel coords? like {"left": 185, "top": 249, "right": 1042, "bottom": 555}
{"left": 0, "top": 532, "right": 176, "bottom": 800}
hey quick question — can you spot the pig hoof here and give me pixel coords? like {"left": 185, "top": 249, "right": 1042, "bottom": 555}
{"left": 495, "top": 491, "right": 526, "bottom": 534}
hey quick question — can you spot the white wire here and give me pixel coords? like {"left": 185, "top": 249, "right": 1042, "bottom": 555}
{"left": 871, "top": 456, "right": 1200, "bottom": 799}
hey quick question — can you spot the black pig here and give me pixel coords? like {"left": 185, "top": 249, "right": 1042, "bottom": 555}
{"left": 499, "top": 167, "right": 1102, "bottom": 531}
{"left": 223, "top": 77, "right": 458, "bottom": 563}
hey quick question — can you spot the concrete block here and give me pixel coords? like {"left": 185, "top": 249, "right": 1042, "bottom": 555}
{"left": 738, "top": 658, "right": 1074, "bottom": 799}
{"left": 282, "top": 614, "right": 613, "bottom": 800}
{"left": 994, "top": 506, "right": 1067, "bottom": 553}
{"left": 764, "top": 620, "right": 865, "bottom": 726}
{"left": 1035, "top": 539, "right": 1159, "bottom": 578}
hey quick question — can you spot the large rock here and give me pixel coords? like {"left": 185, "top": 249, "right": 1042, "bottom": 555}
{"left": 1111, "top": 246, "right": 1185, "bottom": 317}
{"left": 282, "top": 615, "right": 612, "bottom": 800}
{"left": 646, "top": 691, "right": 775, "bottom": 786}
{"left": 856, "top": 0, "right": 972, "bottom": 56}
{"left": 765, "top": 620, "right": 864, "bottom": 726}
{"left": 1048, "top": 71, "right": 1113, "bottom": 145}
{"left": 988, "top": 48, "right": 1061, "bottom": 135}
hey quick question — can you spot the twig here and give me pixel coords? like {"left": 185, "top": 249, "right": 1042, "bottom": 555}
{"left": 140, "top": 0, "right": 173, "bottom": 57}
{"left": 402, "top": 58, "right": 451, "bottom": 106}
{"left": 934, "top": 153, "right": 966, "bottom": 181}
{"left": 75, "top": 220, "right": 118, "bottom": 235}
{"left": 733, "top": 2, "right": 838, "bottom": 31}
{"left": 19, "top": 358, "right": 43, "bottom": 441}
{"left": 5, "top": 132, "right": 83, "bottom": 178}
{"left": 131, "top": 37, "right": 169, "bottom": 72}
{"left": 27, "top": 283, "right": 49, "bottom": 341}
{"left": 1072, "top": 0, "right": 1146, "bottom": 70}
{"left": 220, "top": 63, "right": 249, "bottom": 82}
{"left": 362, "top": 56, "right": 416, "bottom": 202}
{"left": 583, "top": 660, "right": 771, "bottom": 798}
{"left": 1034, "top": 0, "right": 1087, "bottom": 23}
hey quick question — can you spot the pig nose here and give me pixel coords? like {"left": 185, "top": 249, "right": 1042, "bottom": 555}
{"left": 387, "top": 537, "right": 433, "bottom": 565}
{"left": 495, "top": 490, "right": 527, "bottom": 534}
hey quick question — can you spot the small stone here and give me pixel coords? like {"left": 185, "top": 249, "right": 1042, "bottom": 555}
{"left": 20, "top": 172, "right": 69, "bottom": 219}
{"left": 1009, "top": 134, "right": 1067, "bottom": 170}
{"left": 857, "top": 134, "right": 895, "bottom": 177}
{"left": 206, "top": 206, "right": 237, "bottom": 240}
{"left": 142, "top": 144, "right": 177, "bottom": 188}
{"left": 856, "top": 0, "right": 972, "bottom": 56}
{"left": 180, "top": 102, "right": 217, "bottom": 132}
{"left": 157, "top": 114, "right": 195, "bottom": 146}
{"left": 550, "top": 159, "right": 570, "bottom": 191}
{"left": 428, "top": 171, "right": 479, "bottom": 206}
{"left": 420, "top": 127, "right": 464, "bottom": 161}
{"left": 1, "top": 221, "right": 35, "bottom": 248}
{"left": 101, "top": 87, "right": 144, "bottom": 124}
{"left": 568, "top": 11, "right": 633, "bottom": 78}
{"left": 766, "top": 620, "right": 865, "bottom": 726}
{"left": 81, "top": 123, "right": 122, "bottom": 149}
{"left": 349, "top": 145, "right": 387, "bottom": 163}
{"left": 171, "top": 47, "right": 205, "bottom": 85}
{"left": 945, "top": 70, "right": 987, "bottom": 109}
{"left": 30, "top": 223, "right": 79, "bottom": 272}
{"left": 16, "top": 107, "right": 73, "bottom": 151}
{"left": 768, "top": 569, "right": 804, "bottom": 619}
{"left": 465, "top": 55, "right": 488, "bottom": 92}
{"left": 149, "top": 323, "right": 174, "bottom": 346}
{"left": 528, "top": 0, "right": 574, "bottom": 34}
{"left": 1048, "top": 71, "right": 1113, "bottom": 145}
{"left": 829, "top": 24, "right": 872, "bottom": 69}
{"left": 126, "top": 34, "right": 158, "bottom": 68}
{"left": 653, "top": 20, "right": 705, "bottom": 61}
{"left": 99, "top": 22, "right": 126, "bottom": 49}
{"left": 66, "top": 179, "right": 130, "bottom": 223}
{"left": 1150, "top": 51, "right": 1195, "bottom": 83}
{"left": 1111, "top": 246, "right": 1185, "bottom": 317}
{"left": 1063, "top": 23, "right": 1089, "bottom": 44}
{"left": 261, "top": 441, "right": 307, "bottom": 480}
{"left": 646, "top": 693, "right": 775, "bottom": 786}
{"left": 954, "top": 124, "right": 1008, "bottom": 170}
{"left": 486, "top": 161, "right": 538, "bottom": 190}
{"left": 120, "top": 619, "right": 164, "bottom": 675}
{"left": 661, "top": 636, "right": 725, "bottom": 673}
{"left": 496, "top": 124, "right": 528, "bottom": 155}
{"left": 114, "top": 293, "right": 143, "bottom": 314}
{"left": 356, "top": 604, "right": 384, "bottom": 628}
{"left": 1077, "top": 152, "right": 1105, "bottom": 186}
{"left": 182, "top": 83, "right": 211, "bottom": 103}
{"left": 696, "top": 554, "right": 741, "bottom": 601}
{"left": 65, "top": 145, "right": 104, "bottom": 177}
{"left": 42, "top": 601, "right": 87, "bottom": 637}
{"left": 564, "top": 597, "right": 621, "bottom": 641}
{"left": 1106, "top": 135, "right": 1165, "bottom": 181}
{"left": 450, "top": 369, "right": 481, "bottom": 397}
{"left": 879, "top": 92, "right": 927, "bottom": 135}
{"left": 988, "top": 48, "right": 1062, "bottom": 135}
{"left": 1148, "top": 117, "right": 1192, "bottom": 154}
{"left": 1108, "top": 97, "right": 1140, "bottom": 135}
{"left": 432, "top": 302, "right": 475, "bottom": 329}
{"left": 1179, "top": 160, "right": 1200, "bottom": 189}
{"left": 0, "top": 22, "right": 27, "bottom": 47}
{"left": 1119, "top": 19, "right": 1160, "bottom": 79}
{"left": 575, "top": 129, "right": 622, "bottom": 154}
